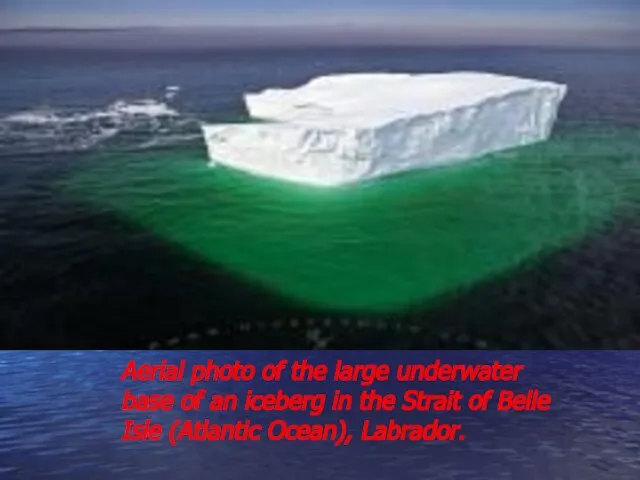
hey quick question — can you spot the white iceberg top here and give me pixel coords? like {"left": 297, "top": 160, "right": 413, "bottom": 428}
{"left": 245, "top": 72, "right": 565, "bottom": 128}
{"left": 202, "top": 72, "right": 567, "bottom": 186}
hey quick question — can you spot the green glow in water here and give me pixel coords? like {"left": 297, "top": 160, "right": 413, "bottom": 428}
{"left": 63, "top": 128, "right": 639, "bottom": 313}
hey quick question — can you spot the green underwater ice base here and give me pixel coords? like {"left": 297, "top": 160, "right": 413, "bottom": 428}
{"left": 62, "top": 126, "right": 640, "bottom": 313}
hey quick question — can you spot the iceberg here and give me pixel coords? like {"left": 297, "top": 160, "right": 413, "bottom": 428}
{"left": 202, "top": 72, "right": 567, "bottom": 186}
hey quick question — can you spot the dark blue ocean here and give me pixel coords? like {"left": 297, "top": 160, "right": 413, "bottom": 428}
{"left": 1, "top": 351, "right": 639, "bottom": 479}
{"left": 1, "top": 45, "right": 639, "bottom": 349}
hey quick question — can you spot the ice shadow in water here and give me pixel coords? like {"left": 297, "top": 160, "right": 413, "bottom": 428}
{"left": 1, "top": 189, "right": 638, "bottom": 350}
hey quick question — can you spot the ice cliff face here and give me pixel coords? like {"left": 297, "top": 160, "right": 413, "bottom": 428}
{"left": 202, "top": 73, "right": 567, "bottom": 186}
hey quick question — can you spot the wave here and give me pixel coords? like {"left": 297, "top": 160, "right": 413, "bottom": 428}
{"left": 135, "top": 133, "right": 203, "bottom": 150}
{"left": 0, "top": 87, "right": 202, "bottom": 156}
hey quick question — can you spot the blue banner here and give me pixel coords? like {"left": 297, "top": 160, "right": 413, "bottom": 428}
{"left": 1, "top": 351, "right": 639, "bottom": 479}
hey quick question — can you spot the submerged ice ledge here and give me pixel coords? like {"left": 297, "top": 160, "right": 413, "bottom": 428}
{"left": 202, "top": 72, "right": 567, "bottom": 186}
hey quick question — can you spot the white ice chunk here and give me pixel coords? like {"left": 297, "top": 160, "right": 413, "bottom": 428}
{"left": 202, "top": 72, "right": 567, "bottom": 186}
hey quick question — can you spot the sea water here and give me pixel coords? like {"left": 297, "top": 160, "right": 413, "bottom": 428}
{"left": 1, "top": 46, "right": 639, "bottom": 349}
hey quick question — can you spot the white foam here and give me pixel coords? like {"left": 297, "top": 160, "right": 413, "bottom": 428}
{"left": 0, "top": 98, "right": 186, "bottom": 154}
{"left": 4, "top": 109, "right": 61, "bottom": 125}
{"left": 164, "top": 85, "right": 181, "bottom": 101}
{"left": 202, "top": 72, "right": 567, "bottom": 186}
{"left": 4, "top": 99, "right": 177, "bottom": 125}
{"left": 107, "top": 99, "right": 178, "bottom": 117}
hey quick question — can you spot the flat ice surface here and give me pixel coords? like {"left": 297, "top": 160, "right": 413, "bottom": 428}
{"left": 202, "top": 72, "right": 567, "bottom": 186}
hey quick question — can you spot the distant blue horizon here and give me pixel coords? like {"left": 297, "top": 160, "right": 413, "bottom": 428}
{"left": 3, "top": 0, "right": 639, "bottom": 14}
{"left": 2, "top": 0, "right": 638, "bottom": 23}
{"left": 1, "top": 0, "right": 638, "bottom": 47}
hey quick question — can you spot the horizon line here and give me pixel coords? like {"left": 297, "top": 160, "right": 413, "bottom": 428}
{"left": 1, "top": 9, "right": 637, "bottom": 28}
{"left": 1, "top": 11, "right": 638, "bottom": 49}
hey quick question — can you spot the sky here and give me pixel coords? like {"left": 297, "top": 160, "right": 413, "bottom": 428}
{"left": 0, "top": 0, "right": 638, "bottom": 47}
